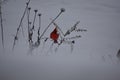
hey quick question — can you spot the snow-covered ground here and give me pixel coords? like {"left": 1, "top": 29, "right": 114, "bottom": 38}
{"left": 0, "top": 0, "right": 120, "bottom": 80}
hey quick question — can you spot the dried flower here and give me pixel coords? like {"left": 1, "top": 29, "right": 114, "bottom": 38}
{"left": 72, "top": 40, "right": 75, "bottom": 44}
{"left": 38, "top": 13, "right": 41, "bottom": 16}
{"left": 61, "top": 8, "right": 65, "bottom": 12}
{"left": 34, "top": 9, "right": 38, "bottom": 12}
{"left": 28, "top": 7, "right": 31, "bottom": 10}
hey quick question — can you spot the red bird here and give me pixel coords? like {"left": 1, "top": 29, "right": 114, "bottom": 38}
{"left": 50, "top": 27, "right": 59, "bottom": 43}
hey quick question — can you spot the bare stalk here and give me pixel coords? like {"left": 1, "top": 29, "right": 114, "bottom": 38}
{"left": 27, "top": 7, "right": 31, "bottom": 43}
{"left": 32, "top": 9, "right": 38, "bottom": 30}
{"left": 12, "top": 0, "right": 30, "bottom": 50}
{"left": 64, "top": 21, "right": 80, "bottom": 36}
{"left": 37, "top": 13, "right": 41, "bottom": 43}
{"left": 0, "top": 2, "right": 4, "bottom": 49}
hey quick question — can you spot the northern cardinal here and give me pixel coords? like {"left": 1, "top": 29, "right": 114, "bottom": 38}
{"left": 50, "top": 27, "right": 59, "bottom": 43}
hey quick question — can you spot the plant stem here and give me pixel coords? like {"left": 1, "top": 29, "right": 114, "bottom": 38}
{"left": 27, "top": 7, "right": 31, "bottom": 43}
{"left": 12, "top": 0, "right": 30, "bottom": 50}
{"left": 38, "top": 13, "right": 41, "bottom": 37}
{"left": 0, "top": 3, "right": 4, "bottom": 49}
{"left": 32, "top": 9, "right": 38, "bottom": 30}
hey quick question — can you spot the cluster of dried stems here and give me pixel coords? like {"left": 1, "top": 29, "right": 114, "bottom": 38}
{"left": 12, "top": 0, "right": 87, "bottom": 54}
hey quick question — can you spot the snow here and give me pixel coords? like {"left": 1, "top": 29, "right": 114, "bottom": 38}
{"left": 0, "top": 0, "right": 120, "bottom": 80}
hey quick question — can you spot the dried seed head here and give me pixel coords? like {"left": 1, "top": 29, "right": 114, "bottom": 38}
{"left": 15, "top": 36, "right": 18, "bottom": 40}
{"left": 28, "top": 7, "right": 31, "bottom": 10}
{"left": 72, "top": 40, "right": 75, "bottom": 44}
{"left": 34, "top": 9, "right": 38, "bottom": 12}
{"left": 26, "top": 2, "right": 29, "bottom": 5}
{"left": 38, "top": 13, "right": 41, "bottom": 16}
{"left": 61, "top": 8, "right": 65, "bottom": 12}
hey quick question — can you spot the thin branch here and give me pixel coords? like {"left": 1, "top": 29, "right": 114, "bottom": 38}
{"left": 12, "top": 0, "right": 30, "bottom": 50}
{"left": 64, "top": 21, "right": 80, "bottom": 36}
{"left": 32, "top": 9, "right": 38, "bottom": 30}
{"left": 75, "top": 29, "right": 87, "bottom": 32}
{"left": 12, "top": 34, "right": 18, "bottom": 50}
{"left": 27, "top": 7, "right": 31, "bottom": 43}
{"left": 38, "top": 13, "right": 41, "bottom": 37}
{"left": 0, "top": 3, "right": 4, "bottom": 49}
{"left": 36, "top": 13, "right": 42, "bottom": 44}
{"left": 64, "top": 35, "right": 81, "bottom": 40}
